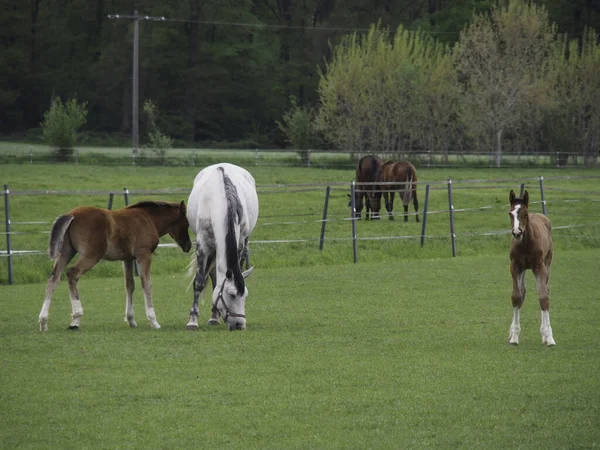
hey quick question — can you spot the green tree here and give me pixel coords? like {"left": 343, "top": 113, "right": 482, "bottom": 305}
{"left": 548, "top": 27, "right": 600, "bottom": 166}
{"left": 41, "top": 97, "right": 88, "bottom": 161}
{"left": 454, "top": 0, "right": 558, "bottom": 167}
{"left": 317, "top": 23, "right": 456, "bottom": 158}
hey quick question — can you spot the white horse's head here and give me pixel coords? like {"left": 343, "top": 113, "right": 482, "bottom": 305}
{"left": 212, "top": 267, "right": 254, "bottom": 331}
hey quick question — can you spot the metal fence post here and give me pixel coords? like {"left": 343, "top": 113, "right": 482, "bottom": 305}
{"left": 519, "top": 183, "right": 525, "bottom": 198}
{"left": 420, "top": 184, "right": 430, "bottom": 248}
{"left": 447, "top": 179, "right": 457, "bottom": 257}
{"left": 319, "top": 186, "right": 331, "bottom": 251}
{"left": 307, "top": 149, "right": 311, "bottom": 168}
{"left": 350, "top": 181, "right": 358, "bottom": 263}
{"left": 3, "top": 185, "right": 14, "bottom": 284}
{"left": 29, "top": 146, "right": 33, "bottom": 164}
{"left": 539, "top": 176, "right": 547, "bottom": 216}
{"left": 107, "top": 193, "right": 114, "bottom": 210}
{"left": 255, "top": 148, "right": 258, "bottom": 166}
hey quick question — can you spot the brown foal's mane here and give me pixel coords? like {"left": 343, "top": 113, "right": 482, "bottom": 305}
{"left": 127, "top": 201, "right": 176, "bottom": 210}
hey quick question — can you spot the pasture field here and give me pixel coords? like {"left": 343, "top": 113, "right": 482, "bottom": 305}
{"left": 1, "top": 251, "right": 599, "bottom": 448}
{"left": 1, "top": 163, "right": 599, "bottom": 284}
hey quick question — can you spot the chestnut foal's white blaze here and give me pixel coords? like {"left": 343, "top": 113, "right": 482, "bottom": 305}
{"left": 186, "top": 163, "right": 258, "bottom": 331}
{"left": 508, "top": 190, "right": 556, "bottom": 346}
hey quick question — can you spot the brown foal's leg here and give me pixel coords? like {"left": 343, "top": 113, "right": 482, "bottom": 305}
{"left": 66, "top": 255, "right": 100, "bottom": 329}
{"left": 123, "top": 260, "right": 137, "bottom": 327}
{"left": 534, "top": 264, "right": 556, "bottom": 346}
{"left": 508, "top": 263, "right": 526, "bottom": 345}
{"left": 39, "top": 247, "right": 75, "bottom": 331}
{"left": 137, "top": 253, "right": 161, "bottom": 329}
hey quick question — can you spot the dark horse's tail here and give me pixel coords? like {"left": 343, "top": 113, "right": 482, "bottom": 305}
{"left": 48, "top": 215, "right": 74, "bottom": 260}
{"left": 369, "top": 155, "right": 379, "bottom": 182}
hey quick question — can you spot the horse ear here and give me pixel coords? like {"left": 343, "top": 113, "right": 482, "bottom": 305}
{"left": 242, "top": 266, "right": 254, "bottom": 279}
{"left": 509, "top": 190, "right": 516, "bottom": 204}
{"left": 179, "top": 201, "right": 186, "bottom": 212}
{"left": 522, "top": 190, "right": 529, "bottom": 206}
{"left": 226, "top": 269, "right": 233, "bottom": 280}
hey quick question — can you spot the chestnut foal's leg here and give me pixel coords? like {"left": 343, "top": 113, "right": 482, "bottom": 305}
{"left": 123, "top": 260, "right": 137, "bottom": 327}
{"left": 39, "top": 247, "right": 75, "bottom": 331}
{"left": 136, "top": 253, "right": 161, "bottom": 329}
{"left": 508, "top": 263, "right": 526, "bottom": 345}
{"left": 534, "top": 264, "right": 556, "bottom": 346}
{"left": 66, "top": 255, "right": 100, "bottom": 329}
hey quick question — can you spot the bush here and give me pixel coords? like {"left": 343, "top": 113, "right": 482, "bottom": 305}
{"left": 41, "top": 97, "right": 87, "bottom": 161}
{"left": 277, "top": 96, "right": 320, "bottom": 164}
{"left": 143, "top": 100, "right": 173, "bottom": 164}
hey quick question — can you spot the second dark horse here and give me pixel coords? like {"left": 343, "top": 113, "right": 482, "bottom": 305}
{"left": 371, "top": 160, "right": 419, "bottom": 222}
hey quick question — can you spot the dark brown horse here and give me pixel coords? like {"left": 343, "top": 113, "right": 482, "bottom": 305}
{"left": 348, "top": 154, "right": 383, "bottom": 220}
{"left": 370, "top": 160, "right": 419, "bottom": 222}
{"left": 38, "top": 201, "right": 192, "bottom": 331}
{"left": 507, "top": 190, "right": 555, "bottom": 346}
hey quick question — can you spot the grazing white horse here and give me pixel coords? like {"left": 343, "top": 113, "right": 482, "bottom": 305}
{"left": 186, "top": 163, "right": 259, "bottom": 331}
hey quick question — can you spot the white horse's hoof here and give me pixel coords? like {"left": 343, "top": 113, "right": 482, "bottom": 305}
{"left": 186, "top": 323, "right": 200, "bottom": 331}
{"left": 207, "top": 318, "right": 220, "bottom": 326}
{"left": 543, "top": 336, "right": 556, "bottom": 346}
{"left": 508, "top": 334, "right": 519, "bottom": 345}
{"left": 150, "top": 322, "right": 161, "bottom": 330}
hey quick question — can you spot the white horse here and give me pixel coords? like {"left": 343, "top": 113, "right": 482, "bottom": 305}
{"left": 186, "top": 163, "right": 259, "bottom": 331}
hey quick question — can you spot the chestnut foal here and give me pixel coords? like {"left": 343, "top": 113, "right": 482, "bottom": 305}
{"left": 508, "top": 190, "right": 556, "bottom": 346}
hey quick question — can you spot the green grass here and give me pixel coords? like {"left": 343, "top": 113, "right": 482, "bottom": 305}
{"left": 1, "top": 164, "right": 600, "bottom": 284}
{"left": 1, "top": 250, "right": 599, "bottom": 448}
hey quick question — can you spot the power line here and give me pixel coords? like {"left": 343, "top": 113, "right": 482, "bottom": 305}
{"left": 107, "top": 13, "right": 462, "bottom": 35}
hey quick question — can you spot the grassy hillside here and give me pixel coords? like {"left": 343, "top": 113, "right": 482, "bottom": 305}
{"left": 1, "top": 251, "right": 598, "bottom": 448}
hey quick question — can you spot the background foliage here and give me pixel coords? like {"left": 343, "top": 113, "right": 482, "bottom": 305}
{"left": 1, "top": 0, "right": 599, "bottom": 160}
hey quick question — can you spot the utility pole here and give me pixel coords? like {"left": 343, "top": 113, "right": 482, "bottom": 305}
{"left": 107, "top": 11, "right": 166, "bottom": 160}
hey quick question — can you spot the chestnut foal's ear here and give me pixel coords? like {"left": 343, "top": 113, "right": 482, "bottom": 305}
{"left": 179, "top": 201, "right": 186, "bottom": 213}
{"left": 522, "top": 190, "right": 529, "bottom": 207}
{"left": 509, "top": 190, "right": 516, "bottom": 204}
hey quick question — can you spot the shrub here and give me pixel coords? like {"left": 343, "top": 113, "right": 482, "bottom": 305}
{"left": 277, "top": 96, "right": 319, "bottom": 164}
{"left": 143, "top": 100, "right": 173, "bottom": 165}
{"left": 41, "top": 97, "right": 87, "bottom": 161}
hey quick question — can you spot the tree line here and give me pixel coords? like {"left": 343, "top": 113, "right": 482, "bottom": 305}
{"left": 317, "top": 1, "right": 600, "bottom": 166}
{"left": 1, "top": 0, "right": 599, "bottom": 165}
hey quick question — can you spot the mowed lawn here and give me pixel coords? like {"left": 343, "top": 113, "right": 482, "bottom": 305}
{"left": 1, "top": 250, "right": 598, "bottom": 449}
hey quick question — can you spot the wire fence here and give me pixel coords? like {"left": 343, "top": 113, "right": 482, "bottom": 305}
{"left": 1, "top": 145, "right": 599, "bottom": 169}
{"left": 2, "top": 175, "right": 600, "bottom": 284}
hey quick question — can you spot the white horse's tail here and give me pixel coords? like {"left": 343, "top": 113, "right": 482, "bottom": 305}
{"left": 48, "top": 215, "right": 74, "bottom": 260}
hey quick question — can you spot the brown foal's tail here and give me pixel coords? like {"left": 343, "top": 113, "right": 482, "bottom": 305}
{"left": 48, "top": 215, "right": 74, "bottom": 260}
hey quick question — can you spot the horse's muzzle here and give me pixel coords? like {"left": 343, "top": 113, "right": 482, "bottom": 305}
{"left": 228, "top": 320, "right": 246, "bottom": 331}
{"left": 182, "top": 242, "right": 192, "bottom": 253}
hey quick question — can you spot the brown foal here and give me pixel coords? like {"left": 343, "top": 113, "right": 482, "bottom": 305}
{"left": 508, "top": 190, "right": 556, "bottom": 346}
{"left": 38, "top": 201, "right": 191, "bottom": 331}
